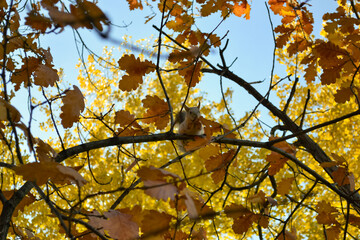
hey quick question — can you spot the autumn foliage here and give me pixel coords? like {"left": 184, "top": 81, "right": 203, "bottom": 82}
{"left": 1, "top": 0, "right": 360, "bottom": 239}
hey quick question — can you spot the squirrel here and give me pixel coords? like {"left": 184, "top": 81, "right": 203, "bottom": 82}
{"left": 175, "top": 102, "right": 203, "bottom": 152}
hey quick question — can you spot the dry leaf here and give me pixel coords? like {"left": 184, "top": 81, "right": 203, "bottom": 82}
{"left": 141, "top": 95, "right": 169, "bottom": 130}
{"left": 14, "top": 162, "right": 87, "bottom": 186}
{"left": 60, "top": 85, "right": 85, "bottom": 128}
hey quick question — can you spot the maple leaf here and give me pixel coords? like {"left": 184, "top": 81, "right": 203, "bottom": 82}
{"left": 33, "top": 64, "right": 59, "bottom": 87}
{"left": 325, "top": 224, "right": 341, "bottom": 240}
{"left": 199, "top": 144, "right": 220, "bottom": 161}
{"left": 348, "top": 214, "right": 360, "bottom": 228}
{"left": 118, "top": 54, "right": 155, "bottom": 91}
{"left": 141, "top": 95, "right": 169, "bottom": 130}
{"left": 233, "top": 2, "right": 251, "bottom": 19}
{"left": 14, "top": 162, "right": 87, "bottom": 186}
{"left": 60, "top": 85, "right": 85, "bottom": 128}
{"left": 115, "top": 127, "right": 149, "bottom": 137}
{"left": 315, "top": 200, "right": 339, "bottom": 225}
{"left": 0, "top": 99, "right": 21, "bottom": 122}
{"left": 232, "top": 211, "right": 254, "bottom": 234}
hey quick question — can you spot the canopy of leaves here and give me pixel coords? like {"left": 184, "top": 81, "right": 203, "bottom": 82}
{"left": 1, "top": 0, "right": 360, "bottom": 239}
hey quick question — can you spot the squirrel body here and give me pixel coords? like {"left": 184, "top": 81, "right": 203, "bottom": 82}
{"left": 175, "top": 103, "right": 203, "bottom": 152}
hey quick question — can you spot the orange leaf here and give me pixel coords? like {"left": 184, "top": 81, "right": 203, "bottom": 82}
{"left": 126, "top": 0, "right": 143, "bottom": 10}
{"left": 184, "top": 136, "right": 210, "bottom": 152}
{"left": 277, "top": 177, "right": 294, "bottom": 196}
{"left": 266, "top": 137, "right": 296, "bottom": 176}
{"left": 205, "top": 149, "right": 236, "bottom": 184}
{"left": 233, "top": 2, "right": 251, "bottom": 19}
{"left": 178, "top": 61, "right": 203, "bottom": 88}
{"left": 199, "top": 144, "right": 220, "bottom": 161}
{"left": 118, "top": 54, "right": 155, "bottom": 91}
{"left": 141, "top": 95, "right": 169, "bottom": 130}
{"left": 14, "top": 162, "right": 87, "bottom": 186}
{"left": 60, "top": 85, "right": 85, "bottom": 128}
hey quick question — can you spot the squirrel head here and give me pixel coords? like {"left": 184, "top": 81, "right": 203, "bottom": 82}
{"left": 184, "top": 102, "right": 201, "bottom": 121}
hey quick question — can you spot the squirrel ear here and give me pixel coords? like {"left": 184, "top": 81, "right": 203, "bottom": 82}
{"left": 184, "top": 105, "right": 189, "bottom": 111}
{"left": 197, "top": 102, "right": 201, "bottom": 108}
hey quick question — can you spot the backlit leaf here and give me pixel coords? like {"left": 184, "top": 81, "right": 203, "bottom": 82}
{"left": 60, "top": 85, "right": 85, "bottom": 128}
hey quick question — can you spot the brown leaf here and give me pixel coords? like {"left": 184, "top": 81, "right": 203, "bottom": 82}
{"left": 143, "top": 180, "right": 179, "bottom": 201}
{"left": 266, "top": 137, "right": 296, "bottom": 176}
{"left": 102, "top": 210, "right": 139, "bottom": 240}
{"left": 60, "top": 85, "right": 85, "bottom": 128}
{"left": 126, "top": 0, "right": 143, "bottom": 10}
{"left": 141, "top": 95, "right": 169, "bottom": 130}
{"left": 14, "top": 162, "right": 87, "bottom": 186}
{"left": 332, "top": 167, "right": 350, "bottom": 186}
{"left": 118, "top": 54, "right": 155, "bottom": 91}
{"left": 178, "top": 61, "right": 203, "bottom": 88}
{"left": 114, "top": 110, "right": 141, "bottom": 128}
{"left": 315, "top": 201, "right": 338, "bottom": 225}
{"left": 249, "top": 190, "right": 266, "bottom": 205}
{"left": 277, "top": 177, "right": 294, "bottom": 196}
{"left": 33, "top": 64, "right": 59, "bottom": 87}
{"left": 34, "top": 138, "right": 57, "bottom": 162}
{"left": 205, "top": 149, "right": 236, "bottom": 184}
{"left": 141, "top": 210, "right": 173, "bottom": 238}
{"left": 184, "top": 136, "right": 210, "bottom": 152}
{"left": 0, "top": 99, "right": 21, "bottom": 122}
{"left": 0, "top": 191, "right": 35, "bottom": 217}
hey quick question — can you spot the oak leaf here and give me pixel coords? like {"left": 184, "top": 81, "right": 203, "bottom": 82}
{"left": 118, "top": 54, "right": 155, "bottom": 91}
{"left": 277, "top": 177, "right": 294, "bottom": 196}
{"left": 205, "top": 149, "right": 236, "bottom": 184}
{"left": 315, "top": 201, "right": 338, "bottom": 225}
{"left": 126, "top": 0, "right": 143, "bottom": 10}
{"left": 0, "top": 191, "right": 35, "bottom": 217}
{"left": 114, "top": 110, "right": 141, "bottom": 129}
{"left": 249, "top": 190, "right": 266, "bottom": 205}
{"left": 14, "top": 162, "right": 87, "bottom": 186}
{"left": 141, "top": 95, "right": 169, "bottom": 130}
{"left": 102, "top": 210, "right": 140, "bottom": 240}
{"left": 178, "top": 60, "right": 203, "bottom": 88}
{"left": 266, "top": 137, "right": 296, "bottom": 176}
{"left": 137, "top": 166, "right": 184, "bottom": 201}
{"left": 0, "top": 99, "right": 21, "bottom": 122}
{"left": 60, "top": 85, "right": 85, "bottom": 128}
{"left": 332, "top": 166, "right": 350, "bottom": 186}
{"left": 34, "top": 138, "right": 57, "bottom": 162}
{"left": 233, "top": 2, "right": 251, "bottom": 19}
{"left": 33, "top": 64, "right": 59, "bottom": 87}
{"left": 141, "top": 210, "right": 173, "bottom": 238}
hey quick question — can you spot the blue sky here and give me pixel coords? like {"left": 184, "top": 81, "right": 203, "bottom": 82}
{"left": 37, "top": 0, "right": 339, "bottom": 125}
